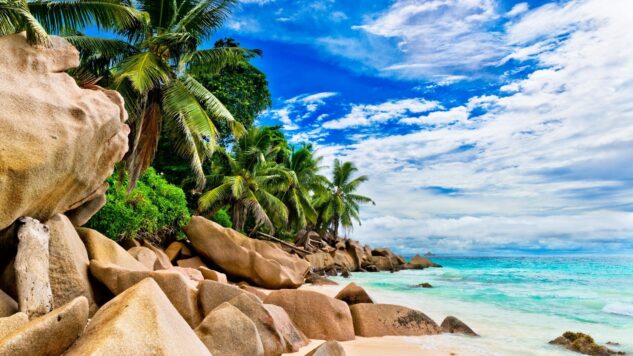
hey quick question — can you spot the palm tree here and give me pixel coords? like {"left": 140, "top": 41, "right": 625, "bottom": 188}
{"left": 314, "top": 159, "right": 375, "bottom": 239}
{"left": 67, "top": 0, "right": 255, "bottom": 189}
{"left": 0, "top": 0, "right": 142, "bottom": 46}
{"left": 198, "top": 127, "right": 290, "bottom": 233}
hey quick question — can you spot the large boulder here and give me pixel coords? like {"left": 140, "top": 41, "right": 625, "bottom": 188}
{"left": 305, "top": 251, "right": 336, "bottom": 271}
{"left": 370, "top": 248, "right": 406, "bottom": 271}
{"left": 195, "top": 302, "right": 264, "bottom": 356}
{"left": 77, "top": 228, "right": 148, "bottom": 271}
{"left": 335, "top": 283, "right": 374, "bottom": 305}
{"left": 46, "top": 214, "right": 98, "bottom": 315}
{"left": 89, "top": 260, "right": 202, "bottom": 327}
{"left": 349, "top": 303, "right": 440, "bottom": 337}
{"left": 0, "top": 33, "right": 129, "bottom": 232}
{"left": 66, "top": 278, "right": 210, "bottom": 356}
{"left": 0, "top": 297, "right": 88, "bottom": 355}
{"left": 184, "top": 216, "right": 309, "bottom": 289}
{"left": 264, "top": 290, "right": 355, "bottom": 341}
{"left": 228, "top": 293, "right": 286, "bottom": 356}
{"left": 264, "top": 304, "right": 310, "bottom": 352}
{"left": 0, "top": 312, "right": 28, "bottom": 339}
{"left": 198, "top": 280, "right": 260, "bottom": 316}
{"left": 441, "top": 316, "right": 478, "bottom": 336}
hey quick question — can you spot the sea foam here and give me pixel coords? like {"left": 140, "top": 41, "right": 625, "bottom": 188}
{"left": 602, "top": 302, "right": 633, "bottom": 317}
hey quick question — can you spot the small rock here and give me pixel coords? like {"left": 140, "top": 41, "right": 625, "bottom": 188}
{"left": 441, "top": 316, "right": 478, "bottom": 336}
{"left": 306, "top": 340, "right": 346, "bottom": 356}
{"left": 549, "top": 331, "right": 625, "bottom": 356}
{"left": 335, "top": 283, "right": 374, "bottom": 305}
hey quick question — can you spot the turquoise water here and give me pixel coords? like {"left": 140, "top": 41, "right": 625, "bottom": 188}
{"left": 331, "top": 256, "right": 633, "bottom": 354}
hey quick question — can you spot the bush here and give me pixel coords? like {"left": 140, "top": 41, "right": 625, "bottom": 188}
{"left": 87, "top": 168, "right": 190, "bottom": 241}
{"left": 211, "top": 208, "right": 232, "bottom": 228}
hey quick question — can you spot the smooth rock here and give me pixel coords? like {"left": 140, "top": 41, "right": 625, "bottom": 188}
{"left": 0, "top": 297, "right": 88, "bottom": 355}
{"left": 335, "top": 283, "right": 374, "bottom": 305}
{"left": 441, "top": 316, "right": 478, "bottom": 336}
{"left": 349, "top": 303, "right": 441, "bottom": 337}
{"left": 173, "top": 266, "right": 204, "bottom": 283}
{"left": 0, "top": 33, "right": 129, "bottom": 231}
{"left": 142, "top": 241, "right": 173, "bottom": 270}
{"left": 165, "top": 241, "right": 185, "bottom": 262}
{"left": 198, "top": 280, "right": 260, "bottom": 316}
{"left": 264, "top": 290, "right": 355, "bottom": 341}
{"left": 0, "top": 312, "right": 28, "bottom": 339}
{"left": 65, "top": 193, "right": 107, "bottom": 227}
{"left": 305, "top": 340, "right": 346, "bottom": 356}
{"left": 407, "top": 254, "right": 441, "bottom": 268}
{"left": 264, "top": 303, "right": 310, "bottom": 352}
{"left": 228, "top": 293, "right": 285, "bottom": 356}
{"left": 127, "top": 246, "right": 158, "bottom": 270}
{"left": 238, "top": 282, "right": 268, "bottom": 300}
{"left": 77, "top": 228, "right": 148, "bottom": 271}
{"left": 198, "top": 266, "right": 228, "bottom": 283}
{"left": 66, "top": 278, "right": 210, "bottom": 356}
{"left": 195, "top": 302, "right": 264, "bottom": 356}
{"left": 46, "top": 214, "right": 98, "bottom": 315}
{"left": 177, "top": 256, "right": 208, "bottom": 269}
{"left": 184, "top": 216, "right": 309, "bottom": 289}
{"left": 0, "top": 288, "right": 18, "bottom": 317}
{"left": 89, "top": 260, "right": 202, "bottom": 327}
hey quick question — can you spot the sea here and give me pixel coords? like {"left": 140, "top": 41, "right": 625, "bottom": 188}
{"left": 330, "top": 256, "right": 633, "bottom": 355}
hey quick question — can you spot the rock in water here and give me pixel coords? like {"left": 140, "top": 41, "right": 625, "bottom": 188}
{"left": 349, "top": 303, "right": 441, "bottom": 337}
{"left": 46, "top": 214, "right": 98, "bottom": 315}
{"left": 195, "top": 302, "right": 264, "bottom": 356}
{"left": 335, "top": 283, "right": 374, "bottom": 305}
{"left": 264, "top": 290, "right": 355, "bottom": 341}
{"left": 0, "top": 297, "right": 88, "bottom": 355}
{"left": 306, "top": 341, "right": 346, "bottom": 356}
{"left": 15, "top": 217, "right": 53, "bottom": 319}
{"left": 0, "top": 33, "right": 129, "bottom": 231}
{"left": 184, "top": 216, "right": 309, "bottom": 289}
{"left": 549, "top": 331, "right": 625, "bottom": 356}
{"left": 66, "top": 278, "right": 210, "bottom": 356}
{"left": 441, "top": 316, "right": 478, "bottom": 336}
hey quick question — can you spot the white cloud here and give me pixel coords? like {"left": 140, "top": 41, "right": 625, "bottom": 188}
{"left": 323, "top": 98, "right": 441, "bottom": 129}
{"left": 266, "top": 92, "right": 338, "bottom": 131}
{"left": 318, "top": 0, "right": 633, "bottom": 253}
{"left": 507, "top": 2, "right": 528, "bottom": 17}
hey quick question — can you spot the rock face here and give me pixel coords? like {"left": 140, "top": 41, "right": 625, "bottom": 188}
{"left": 264, "top": 289, "right": 355, "bottom": 341}
{"left": 14, "top": 217, "right": 53, "bottom": 318}
{"left": 198, "top": 280, "right": 260, "bottom": 316}
{"left": 335, "top": 283, "right": 374, "bottom": 305}
{"left": 441, "top": 316, "right": 478, "bottom": 336}
{"left": 66, "top": 278, "right": 210, "bottom": 356}
{"left": 306, "top": 341, "right": 346, "bottom": 356}
{"left": 0, "top": 297, "right": 89, "bottom": 355}
{"left": 0, "top": 312, "right": 28, "bottom": 339}
{"left": 78, "top": 228, "right": 149, "bottom": 271}
{"left": 184, "top": 216, "right": 309, "bottom": 289}
{"left": 0, "top": 33, "right": 129, "bottom": 232}
{"left": 89, "top": 261, "right": 202, "bottom": 327}
{"left": 228, "top": 293, "right": 286, "bottom": 356}
{"left": 46, "top": 214, "right": 98, "bottom": 315}
{"left": 195, "top": 302, "right": 264, "bottom": 356}
{"left": 127, "top": 246, "right": 158, "bottom": 270}
{"left": 264, "top": 304, "right": 310, "bottom": 353}
{"left": 198, "top": 267, "right": 228, "bottom": 283}
{"left": 349, "top": 303, "right": 441, "bottom": 337}
{"left": 549, "top": 332, "right": 624, "bottom": 356}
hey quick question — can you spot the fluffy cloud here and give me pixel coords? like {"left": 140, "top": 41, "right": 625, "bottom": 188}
{"left": 316, "top": 0, "right": 633, "bottom": 254}
{"left": 323, "top": 98, "right": 440, "bottom": 129}
{"left": 266, "top": 92, "right": 338, "bottom": 131}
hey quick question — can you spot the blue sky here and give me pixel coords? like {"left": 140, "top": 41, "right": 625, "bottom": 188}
{"left": 216, "top": 0, "right": 633, "bottom": 255}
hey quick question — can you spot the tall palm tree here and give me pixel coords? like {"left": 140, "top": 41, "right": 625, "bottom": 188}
{"left": 198, "top": 127, "right": 290, "bottom": 233}
{"left": 314, "top": 159, "right": 375, "bottom": 238}
{"left": 0, "top": 0, "right": 142, "bottom": 46}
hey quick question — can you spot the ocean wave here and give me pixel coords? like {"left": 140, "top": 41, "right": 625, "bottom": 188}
{"left": 602, "top": 302, "right": 633, "bottom": 317}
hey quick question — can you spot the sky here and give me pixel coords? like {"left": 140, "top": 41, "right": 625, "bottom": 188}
{"left": 215, "top": 0, "right": 633, "bottom": 256}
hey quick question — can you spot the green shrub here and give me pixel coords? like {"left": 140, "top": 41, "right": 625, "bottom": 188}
{"left": 211, "top": 208, "right": 232, "bottom": 228}
{"left": 87, "top": 168, "right": 190, "bottom": 241}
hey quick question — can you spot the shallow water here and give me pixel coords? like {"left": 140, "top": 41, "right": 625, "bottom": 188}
{"left": 331, "top": 256, "right": 633, "bottom": 355}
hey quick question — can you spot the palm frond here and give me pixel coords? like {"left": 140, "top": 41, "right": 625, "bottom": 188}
{"left": 114, "top": 51, "right": 171, "bottom": 93}
{"left": 187, "top": 46, "right": 257, "bottom": 75}
{"left": 0, "top": 2, "right": 51, "bottom": 45}
{"left": 199, "top": 182, "right": 232, "bottom": 212}
{"left": 175, "top": 0, "right": 236, "bottom": 41}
